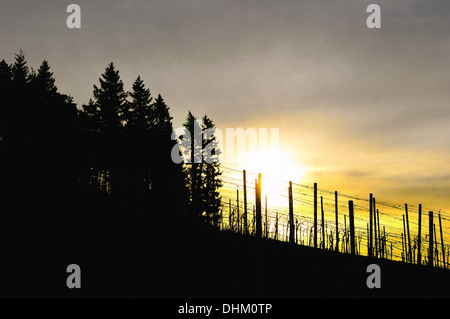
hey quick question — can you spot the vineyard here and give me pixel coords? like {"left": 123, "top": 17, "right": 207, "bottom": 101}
{"left": 217, "top": 166, "right": 450, "bottom": 269}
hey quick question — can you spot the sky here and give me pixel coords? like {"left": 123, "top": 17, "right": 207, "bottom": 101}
{"left": 1, "top": 0, "right": 449, "bottom": 213}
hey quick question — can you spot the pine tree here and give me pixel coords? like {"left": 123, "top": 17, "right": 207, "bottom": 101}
{"left": 201, "top": 115, "right": 223, "bottom": 225}
{"left": 128, "top": 75, "right": 152, "bottom": 130}
{"left": 181, "top": 112, "right": 222, "bottom": 224}
{"left": 151, "top": 94, "right": 173, "bottom": 135}
{"left": 182, "top": 111, "right": 203, "bottom": 216}
{"left": 0, "top": 59, "right": 12, "bottom": 151}
{"left": 0, "top": 59, "right": 12, "bottom": 85}
{"left": 92, "top": 63, "right": 128, "bottom": 131}
{"left": 11, "top": 49, "right": 29, "bottom": 86}
{"left": 32, "top": 60, "right": 57, "bottom": 97}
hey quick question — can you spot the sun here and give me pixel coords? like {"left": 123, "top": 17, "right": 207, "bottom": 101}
{"left": 243, "top": 148, "right": 307, "bottom": 207}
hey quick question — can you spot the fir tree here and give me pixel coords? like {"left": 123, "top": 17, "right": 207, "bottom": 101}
{"left": 181, "top": 112, "right": 222, "bottom": 224}
{"left": 32, "top": 60, "right": 57, "bottom": 97}
{"left": 11, "top": 49, "right": 29, "bottom": 86}
{"left": 0, "top": 59, "right": 12, "bottom": 85}
{"left": 201, "top": 115, "right": 223, "bottom": 225}
{"left": 182, "top": 111, "right": 203, "bottom": 216}
{"left": 128, "top": 75, "right": 152, "bottom": 130}
{"left": 151, "top": 94, "right": 173, "bottom": 135}
{"left": 92, "top": 63, "right": 128, "bottom": 131}
{"left": 0, "top": 60, "right": 12, "bottom": 151}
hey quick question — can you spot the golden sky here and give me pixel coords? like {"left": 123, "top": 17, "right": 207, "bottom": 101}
{"left": 1, "top": 0, "right": 448, "bottom": 213}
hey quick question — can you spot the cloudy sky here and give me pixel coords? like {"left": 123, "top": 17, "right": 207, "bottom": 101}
{"left": 1, "top": 0, "right": 449, "bottom": 211}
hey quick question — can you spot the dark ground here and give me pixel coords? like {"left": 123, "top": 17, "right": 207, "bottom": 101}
{"left": 1, "top": 200, "right": 449, "bottom": 299}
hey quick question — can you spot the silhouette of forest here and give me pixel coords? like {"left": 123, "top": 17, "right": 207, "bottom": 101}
{"left": 0, "top": 51, "right": 223, "bottom": 297}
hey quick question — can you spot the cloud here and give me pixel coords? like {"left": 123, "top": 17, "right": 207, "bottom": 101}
{"left": 1, "top": 0, "right": 448, "bottom": 210}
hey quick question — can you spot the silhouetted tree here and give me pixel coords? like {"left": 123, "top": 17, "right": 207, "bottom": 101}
{"left": 201, "top": 115, "right": 223, "bottom": 226}
{"left": 0, "top": 59, "right": 12, "bottom": 88}
{"left": 92, "top": 62, "right": 128, "bottom": 131}
{"left": 11, "top": 49, "right": 29, "bottom": 87}
{"left": 128, "top": 75, "right": 153, "bottom": 131}
{"left": 181, "top": 111, "right": 223, "bottom": 224}
{"left": 31, "top": 60, "right": 58, "bottom": 97}
{"left": 182, "top": 111, "right": 203, "bottom": 216}
{"left": 0, "top": 59, "right": 12, "bottom": 151}
{"left": 151, "top": 94, "right": 173, "bottom": 135}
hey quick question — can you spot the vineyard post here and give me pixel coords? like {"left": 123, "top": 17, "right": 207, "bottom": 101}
{"left": 417, "top": 204, "right": 422, "bottom": 265}
{"left": 321, "top": 196, "right": 325, "bottom": 249}
{"left": 429, "top": 211, "right": 434, "bottom": 267}
{"left": 377, "top": 209, "right": 382, "bottom": 257}
{"left": 349, "top": 200, "right": 355, "bottom": 255}
{"left": 402, "top": 215, "right": 407, "bottom": 262}
{"left": 289, "top": 181, "right": 295, "bottom": 243}
{"left": 434, "top": 223, "right": 439, "bottom": 268}
{"left": 335, "top": 191, "right": 339, "bottom": 252}
{"left": 373, "top": 197, "right": 378, "bottom": 258}
{"left": 265, "top": 194, "right": 268, "bottom": 238}
{"left": 255, "top": 173, "right": 262, "bottom": 238}
{"left": 369, "top": 193, "right": 373, "bottom": 257}
{"left": 229, "top": 198, "right": 232, "bottom": 231}
{"left": 275, "top": 211, "right": 278, "bottom": 240}
{"left": 243, "top": 170, "right": 247, "bottom": 234}
{"left": 314, "top": 183, "right": 318, "bottom": 249}
{"left": 236, "top": 189, "right": 240, "bottom": 233}
{"left": 439, "top": 213, "right": 445, "bottom": 269}
{"left": 401, "top": 233, "right": 405, "bottom": 262}
{"left": 405, "top": 204, "right": 412, "bottom": 263}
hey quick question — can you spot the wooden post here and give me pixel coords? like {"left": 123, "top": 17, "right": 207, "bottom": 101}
{"left": 321, "top": 196, "right": 325, "bottom": 249}
{"left": 372, "top": 198, "right": 376, "bottom": 257}
{"left": 236, "top": 189, "right": 240, "bottom": 233}
{"left": 434, "top": 223, "right": 439, "bottom": 268}
{"left": 314, "top": 183, "right": 318, "bottom": 248}
{"left": 229, "top": 198, "right": 232, "bottom": 231}
{"left": 349, "top": 200, "right": 355, "bottom": 255}
{"left": 373, "top": 197, "right": 378, "bottom": 258}
{"left": 429, "top": 211, "right": 434, "bottom": 267}
{"left": 275, "top": 210, "right": 278, "bottom": 240}
{"left": 335, "top": 191, "right": 339, "bottom": 252}
{"left": 405, "top": 204, "right": 412, "bottom": 264}
{"left": 253, "top": 205, "right": 256, "bottom": 235}
{"left": 401, "top": 233, "right": 405, "bottom": 262}
{"left": 265, "top": 194, "right": 268, "bottom": 238}
{"left": 288, "top": 181, "right": 295, "bottom": 243}
{"left": 255, "top": 173, "right": 262, "bottom": 238}
{"left": 417, "top": 204, "right": 422, "bottom": 265}
{"left": 377, "top": 209, "right": 382, "bottom": 257}
{"left": 243, "top": 170, "right": 248, "bottom": 235}
{"left": 402, "top": 214, "right": 407, "bottom": 262}
{"left": 439, "top": 213, "right": 445, "bottom": 269}
{"left": 369, "top": 193, "right": 373, "bottom": 257}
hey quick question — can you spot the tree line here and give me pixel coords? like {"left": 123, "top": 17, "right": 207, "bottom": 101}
{"left": 0, "top": 50, "right": 222, "bottom": 230}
